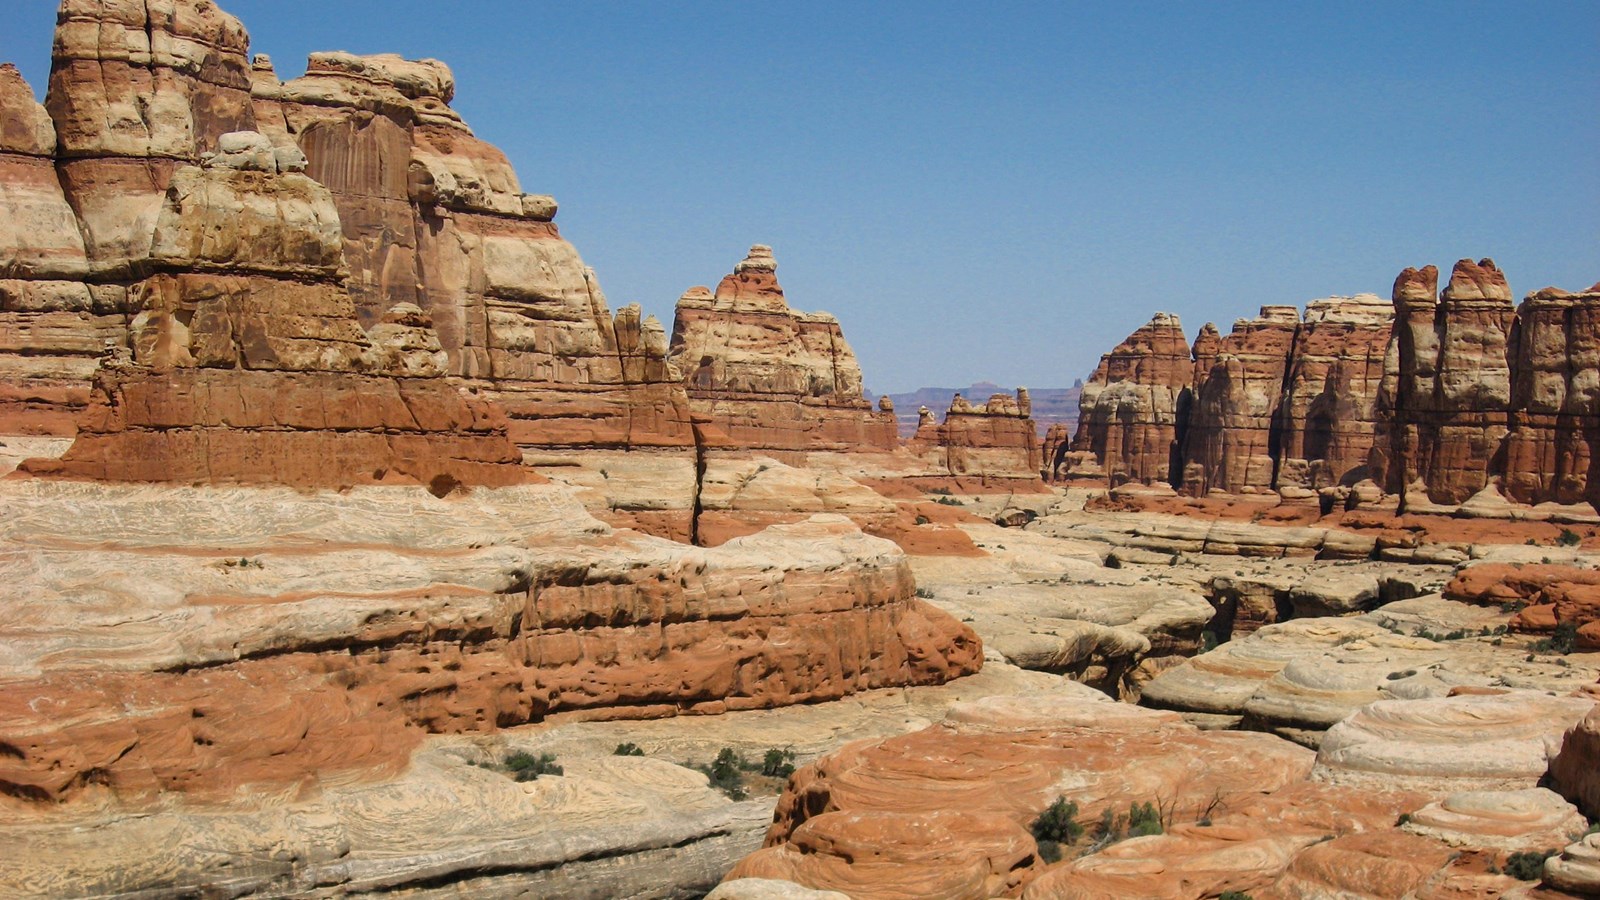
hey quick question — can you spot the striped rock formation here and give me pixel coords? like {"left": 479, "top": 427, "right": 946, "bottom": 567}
{"left": 669, "top": 245, "right": 897, "bottom": 453}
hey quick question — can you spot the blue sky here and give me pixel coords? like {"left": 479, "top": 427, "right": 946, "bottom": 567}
{"left": 3, "top": 1, "right": 1596, "bottom": 392}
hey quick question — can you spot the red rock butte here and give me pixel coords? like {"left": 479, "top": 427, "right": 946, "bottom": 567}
{"left": 1064, "top": 258, "right": 1600, "bottom": 514}
{"left": 669, "top": 244, "right": 899, "bottom": 454}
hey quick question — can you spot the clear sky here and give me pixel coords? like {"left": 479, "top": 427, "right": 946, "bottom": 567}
{"left": 3, "top": 1, "right": 1596, "bottom": 393}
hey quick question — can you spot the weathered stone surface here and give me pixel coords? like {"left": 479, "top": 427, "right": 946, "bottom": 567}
{"left": 908, "top": 389, "right": 1043, "bottom": 486}
{"left": 1068, "top": 262, "right": 1600, "bottom": 515}
{"left": 0, "top": 481, "right": 981, "bottom": 806}
{"left": 1445, "top": 562, "right": 1600, "bottom": 649}
{"left": 1399, "top": 788, "right": 1588, "bottom": 853}
{"left": 47, "top": 0, "right": 255, "bottom": 160}
{"left": 1021, "top": 782, "right": 1425, "bottom": 900}
{"left": 727, "top": 694, "right": 1314, "bottom": 898}
{"left": 0, "top": 64, "right": 55, "bottom": 157}
{"left": 1372, "top": 259, "right": 1518, "bottom": 506}
{"left": 669, "top": 246, "right": 897, "bottom": 453}
{"left": 250, "top": 48, "right": 697, "bottom": 455}
{"left": 694, "top": 455, "right": 900, "bottom": 546}
{"left": 1545, "top": 832, "right": 1600, "bottom": 894}
{"left": 0, "top": 64, "right": 98, "bottom": 435}
{"left": 1182, "top": 305, "right": 1300, "bottom": 495}
{"left": 16, "top": 141, "right": 529, "bottom": 490}
{"left": 1062, "top": 312, "right": 1191, "bottom": 485}
{"left": 1503, "top": 282, "right": 1600, "bottom": 509}
{"left": 1312, "top": 691, "right": 1595, "bottom": 793}
{"left": 1551, "top": 706, "right": 1600, "bottom": 820}
{"left": 708, "top": 879, "right": 851, "bottom": 900}
{"left": 1140, "top": 595, "right": 1598, "bottom": 740}
{"left": 1274, "top": 294, "right": 1393, "bottom": 493}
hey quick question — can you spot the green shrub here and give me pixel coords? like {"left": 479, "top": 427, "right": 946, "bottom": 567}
{"left": 613, "top": 742, "right": 645, "bottom": 756}
{"left": 504, "top": 751, "right": 563, "bottom": 782}
{"left": 915, "top": 514, "right": 932, "bottom": 525}
{"left": 1558, "top": 528, "right": 1582, "bottom": 547}
{"left": 935, "top": 495, "right": 963, "bottom": 506}
{"left": 1127, "top": 801, "right": 1162, "bottom": 837}
{"left": 1503, "top": 848, "right": 1557, "bottom": 880}
{"left": 1533, "top": 622, "right": 1580, "bottom": 655}
{"left": 915, "top": 587, "right": 935, "bottom": 599}
{"left": 760, "top": 748, "right": 796, "bottom": 779}
{"left": 696, "top": 748, "right": 747, "bottom": 799}
{"left": 1219, "top": 893, "right": 1253, "bottom": 900}
{"left": 1032, "top": 796, "right": 1085, "bottom": 859}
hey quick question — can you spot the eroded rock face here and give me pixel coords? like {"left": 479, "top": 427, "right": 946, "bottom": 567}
{"left": 6, "top": 2, "right": 699, "bottom": 469}
{"left": 669, "top": 246, "right": 897, "bottom": 452}
{"left": 1274, "top": 294, "right": 1393, "bottom": 494}
{"left": 727, "top": 694, "right": 1314, "bottom": 898}
{"left": 0, "top": 63, "right": 99, "bottom": 436}
{"left": 1138, "top": 595, "right": 1598, "bottom": 743}
{"left": 1067, "top": 299, "right": 1395, "bottom": 498}
{"left": 728, "top": 687, "right": 1598, "bottom": 899}
{"left": 19, "top": 135, "right": 528, "bottom": 489}
{"left": 1551, "top": 706, "right": 1600, "bottom": 819}
{"left": 250, "top": 50, "right": 696, "bottom": 454}
{"left": 908, "top": 389, "right": 1043, "bottom": 486}
{"left": 1372, "top": 259, "right": 1518, "bottom": 506}
{"left": 1071, "top": 261, "right": 1600, "bottom": 514}
{"left": 1503, "top": 282, "right": 1600, "bottom": 509}
{"left": 1445, "top": 562, "right": 1600, "bottom": 650}
{"left": 1063, "top": 312, "right": 1192, "bottom": 485}
{"left": 1312, "top": 691, "right": 1595, "bottom": 794}
{"left": 0, "top": 483, "right": 982, "bottom": 806}
{"left": 1182, "top": 305, "right": 1301, "bottom": 496}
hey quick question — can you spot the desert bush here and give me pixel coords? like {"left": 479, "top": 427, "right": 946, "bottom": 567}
{"left": 1032, "top": 796, "right": 1084, "bottom": 862}
{"left": 613, "top": 742, "right": 645, "bottom": 756}
{"left": 1533, "top": 622, "right": 1579, "bottom": 655}
{"left": 1558, "top": 528, "right": 1582, "bottom": 547}
{"left": 504, "top": 751, "right": 563, "bottom": 782}
{"left": 1503, "top": 848, "right": 1557, "bottom": 880}
{"left": 760, "top": 748, "right": 796, "bottom": 779}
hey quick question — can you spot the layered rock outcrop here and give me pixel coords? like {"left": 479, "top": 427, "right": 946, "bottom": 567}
{"left": 907, "top": 389, "right": 1042, "bottom": 485}
{"left": 0, "top": 482, "right": 981, "bottom": 806}
{"left": 1370, "top": 260, "right": 1600, "bottom": 512}
{"left": 0, "top": 1, "right": 991, "bottom": 866}
{"left": 669, "top": 246, "right": 897, "bottom": 452}
{"left": 1372, "top": 259, "right": 1518, "bottom": 505}
{"left": 18, "top": 130, "right": 528, "bottom": 489}
{"left": 0, "top": 63, "right": 100, "bottom": 436}
{"left": 1551, "top": 706, "right": 1600, "bottom": 818}
{"left": 1071, "top": 261, "right": 1600, "bottom": 513}
{"left": 1272, "top": 294, "right": 1392, "bottom": 494}
{"left": 250, "top": 51, "right": 695, "bottom": 453}
{"left": 727, "top": 690, "right": 1598, "bottom": 898}
{"left": 1, "top": 3, "right": 695, "bottom": 468}
{"left": 1181, "top": 305, "right": 1300, "bottom": 495}
{"left": 1059, "top": 312, "right": 1192, "bottom": 484}
{"left": 1502, "top": 282, "right": 1600, "bottom": 508}
{"left": 1445, "top": 563, "right": 1600, "bottom": 650}
{"left": 727, "top": 694, "right": 1315, "bottom": 897}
